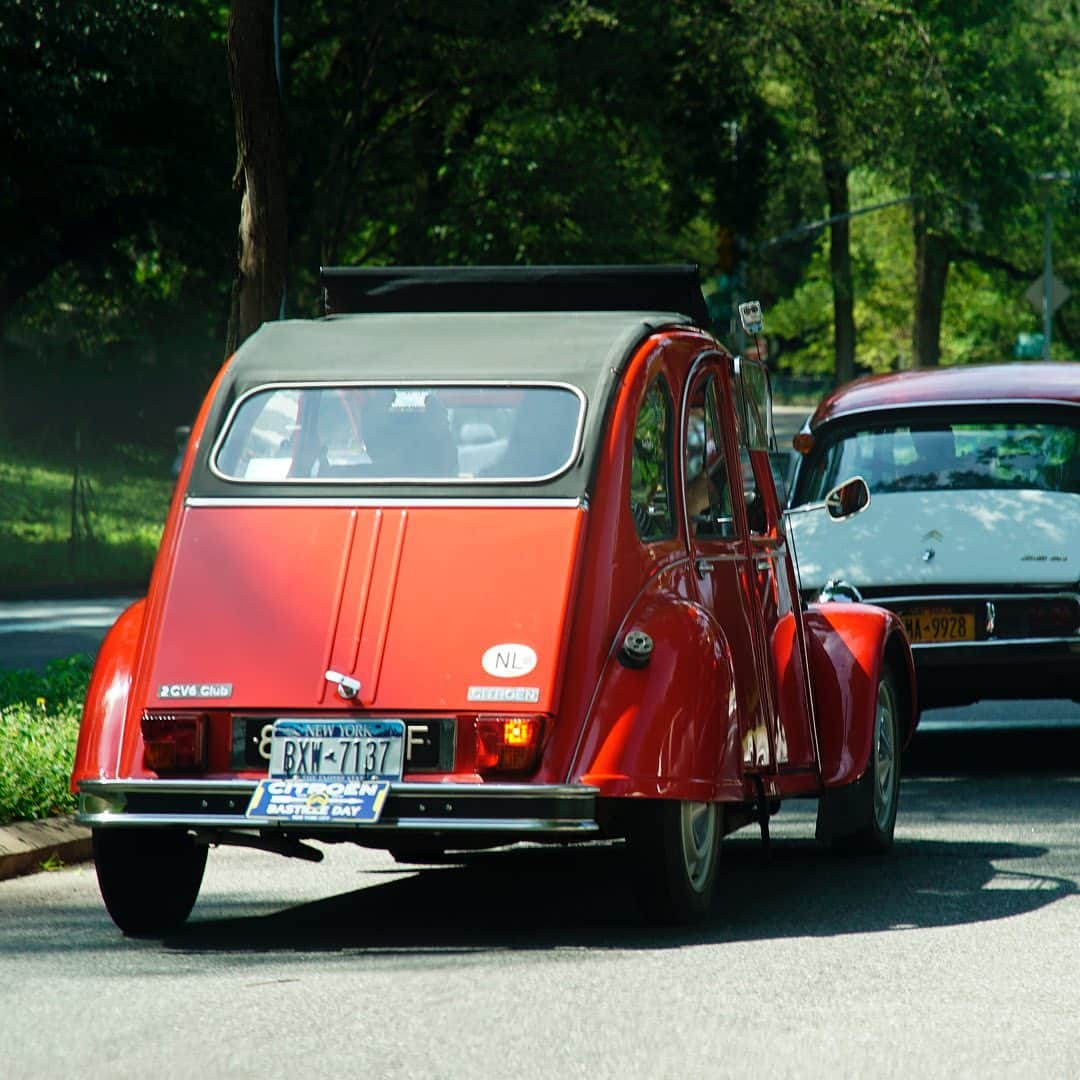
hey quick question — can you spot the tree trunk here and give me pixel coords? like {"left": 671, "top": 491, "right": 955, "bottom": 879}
{"left": 225, "top": 0, "right": 288, "bottom": 357}
{"left": 823, "top": 156, "right": 856, "bottom": 386}
{"left": 912, "top": 208, "right": 951, "bottom": 368}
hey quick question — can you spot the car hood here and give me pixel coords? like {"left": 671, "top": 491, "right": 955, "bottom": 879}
{"left": 789, "top": 490, "right": 1080, "bottom": 592}
{"left": 143, "top": 502, "right": 585, "bottom": 712}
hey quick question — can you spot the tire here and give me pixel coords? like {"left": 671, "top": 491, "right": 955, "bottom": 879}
{"left": 833, "top": 663, "right": 902, "bottom": 854}
{"left": 628, "top": 799, "right": 721, "bottom": 924}
{"left": 93, "top": 828, "right": 207, "bottom": 936}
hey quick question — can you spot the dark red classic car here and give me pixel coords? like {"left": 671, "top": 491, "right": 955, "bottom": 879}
{"left": 73, "top": 266, "right": 917, "bottom": 933}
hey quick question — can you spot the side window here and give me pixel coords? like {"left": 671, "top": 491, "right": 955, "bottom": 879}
{"left": 733, "top": 367, "right": 769, "bottom": 536}
{"left": 734, "top": 359, "right": 771, "bottom": 451}
{"left": 629, "top": 378, "right": 675, "bottom": 541}
{"left": 685, "top": 378, "right": 736, "bottom": 539}
{"left": 739, "top": 445, "right": 767, "bottom": 535}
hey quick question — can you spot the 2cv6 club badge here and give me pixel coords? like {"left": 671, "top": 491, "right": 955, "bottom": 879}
{"left": 73, "top": 265, "right": 918, "bottom": 935}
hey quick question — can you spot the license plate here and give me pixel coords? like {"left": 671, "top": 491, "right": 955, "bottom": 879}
{"left": 900, "top": 610, "right": 975, "bottom": 644}
{"left": 234, "top": 716, "right": 454, "bottom": 773}
{"left": 269, "top": 719, "right": 405, "bottom": 780}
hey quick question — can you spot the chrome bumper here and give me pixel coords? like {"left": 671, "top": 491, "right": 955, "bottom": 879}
{"left": 77, "top": 779, "right": 600, "bottom": 836}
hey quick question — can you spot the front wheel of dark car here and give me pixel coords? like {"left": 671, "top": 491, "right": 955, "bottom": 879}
{"left": 628, "top": 799, "right": 720, "bottom": 923}
{"left": 93, "top": 828, "right": 207, "bottom": 936}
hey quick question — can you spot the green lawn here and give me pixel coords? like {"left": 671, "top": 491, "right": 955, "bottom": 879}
{"left": 0, "top": 439, "right": 174, "bottom": 594}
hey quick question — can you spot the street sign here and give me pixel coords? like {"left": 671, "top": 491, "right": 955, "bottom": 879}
{"left": 1014, "top": 332, "right": 1045, "bottom": 359}
{"left": 1025, "top": 274, "right": 1071, "bottom": 315}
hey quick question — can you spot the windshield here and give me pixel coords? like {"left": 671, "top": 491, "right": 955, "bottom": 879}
{"left": 800, "top": 419, "right": 1080, "bottom": 500}
{"left": 212, "top": 383, "right": 584, "bottom": 483}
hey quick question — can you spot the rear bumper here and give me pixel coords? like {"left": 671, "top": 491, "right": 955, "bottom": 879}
{"left": 76, "top": 779, "right": 600, "bottom": 838}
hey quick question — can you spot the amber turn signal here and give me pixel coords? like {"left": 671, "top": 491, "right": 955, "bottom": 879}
{"left": 475, "top": 716, "right": 544, "bottom": 774}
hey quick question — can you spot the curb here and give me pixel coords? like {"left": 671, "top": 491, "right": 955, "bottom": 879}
{"left": 0, "top": 815, "right": 92, "bottom": 881}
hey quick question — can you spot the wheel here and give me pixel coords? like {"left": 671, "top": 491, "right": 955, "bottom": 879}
{"left": 93, "top": 828, "right": 207, "bottom": 936}
{"left": 833, "top": 663, "right": 902, "bottom": 853}
{"left": 628, "top": 799, "right": 721, "bottom": 923}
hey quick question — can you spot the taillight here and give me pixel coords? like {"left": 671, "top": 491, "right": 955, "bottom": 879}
{"left": 141, "top": 712, "right": 208, "bottom": 773}
{"left": 475, "top": 716, "right": 544, "bottom": 775}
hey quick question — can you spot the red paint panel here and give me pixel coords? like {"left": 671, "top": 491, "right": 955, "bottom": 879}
{"left": 573, "top": 582, "right": 743, "bottom": 801}
{"left": 142, "top": 504, "right": 585, "bottom": 714}
{"left": 803, "top": 602, "right": 914, "bottom": 786}
{"left": 71, "top": 600, "right": 144, "bottom": 787}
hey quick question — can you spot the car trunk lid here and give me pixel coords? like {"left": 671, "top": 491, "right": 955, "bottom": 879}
{"left": 141, "top": 502, "right": 586, "bottom": 713}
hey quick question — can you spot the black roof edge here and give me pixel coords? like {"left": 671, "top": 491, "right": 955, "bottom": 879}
{"left": 319, "top": 264, "right": 710, "bottom": 328}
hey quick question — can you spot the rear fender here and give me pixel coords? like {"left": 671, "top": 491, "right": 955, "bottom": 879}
{"left": 804, "top": 601, "right": 917, "bottom": 788}
{"left": 570, "top": 588, "right": 742, "bottom": 801}
{"left": 70, "top": 599, "right": 146, "bottom": 789}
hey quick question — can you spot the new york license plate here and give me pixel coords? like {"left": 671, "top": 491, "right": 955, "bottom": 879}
{"left": 246, "top": 719, "right": 405, "bottom": 825}
{"left": 269, "top": 718, "right": 405, "bottom": 780}
{"left": 900, "top": 609, "right": 975, "bottom": 644}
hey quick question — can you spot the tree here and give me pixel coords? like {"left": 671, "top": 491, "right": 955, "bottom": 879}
{"left": 0, "top": 0, "right": 233, "bottom": 439}
{"left": 892, "top": 2, "right": 1051, "bottom": 367}
{"left": 733, "top": 0, "right": 916, "bottom": 384}
{"left": 225, "top": 0, "right": 289, "bottom": 355}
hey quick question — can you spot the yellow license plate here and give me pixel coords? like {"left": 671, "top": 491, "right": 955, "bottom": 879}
{"left": 900, "top": 610, "right": 975, "bottom": 644}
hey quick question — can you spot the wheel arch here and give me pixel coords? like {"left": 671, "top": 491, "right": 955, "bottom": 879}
{"left": 804, "top": 601, "right": 918, "bottom": 788}
{"left": 71, "top": 598, "right": 146, "bottom": 790}
{"left": 569, "top": 589, "right": 743, "bottom": 802}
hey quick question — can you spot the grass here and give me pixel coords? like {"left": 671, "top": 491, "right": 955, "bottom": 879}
{"left": 0, "top": 656, "right": 91, "bottom": 825}
{"left": 0, "top": 437, "right": 174, "bottom": 593}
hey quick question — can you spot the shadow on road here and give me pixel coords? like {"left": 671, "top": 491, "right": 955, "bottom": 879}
{"left": 163, "top": 825, "right": 1073, "bottom": 956}
{"left": 905, "top": 726, "right": 1080, "bottom": 775}
{"left": 155, "top": 732, "right": 1080, "bottom": 955}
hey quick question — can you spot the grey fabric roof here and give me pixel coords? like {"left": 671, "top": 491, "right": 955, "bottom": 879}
{"left": 227, "top": 311, "right": 687, "bottom": 392}
{"left": 187, "top": 310, "right": 690, "bottom": 500}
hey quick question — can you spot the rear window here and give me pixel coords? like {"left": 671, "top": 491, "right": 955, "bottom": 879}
{"left": 800, "top": 419, "right": 1080, "bottom": 500}
{"left": 211, "top": 383, "right": 584, "bottom": 483}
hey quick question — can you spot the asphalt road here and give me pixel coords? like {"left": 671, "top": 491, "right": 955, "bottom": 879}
{"left": 2, "top": 727, "right": 1079, "bottom": 1078}
{"left": 0, "top": 596, "right": 138, "bottom": 673}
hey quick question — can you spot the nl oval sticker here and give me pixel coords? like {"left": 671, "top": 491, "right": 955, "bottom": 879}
{"left": 481, "top": 643, "right": 537, "bottom": 679}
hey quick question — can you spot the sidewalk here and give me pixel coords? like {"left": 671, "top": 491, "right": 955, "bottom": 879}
{"left": 0, "top": 815, "right": 92, "bottom": 881}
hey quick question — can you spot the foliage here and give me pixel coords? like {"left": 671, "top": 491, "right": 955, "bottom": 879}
{"left": 0, "top": 0, "right": 233, "bottom": 441}
{"left": 0, "top": 656, "right": 91, "bottom": 825}
{"left": 0, "top": 1, "right": 1076, "bottom": 417}
{"left": 0, "top": 437, "right": 172, "bottom": 593}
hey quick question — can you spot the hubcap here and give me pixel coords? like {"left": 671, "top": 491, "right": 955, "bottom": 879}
{"left": 873, "top": 679, "right": 898, "bottom": 831}
{"left": 679, "top": 801, "right": 717, "bottom": 893}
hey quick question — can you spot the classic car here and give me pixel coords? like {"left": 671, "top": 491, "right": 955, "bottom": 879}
{"left": 73, "top": 265, "right": 917, "bottom": 934}
{"left": 787, "top": 362, "right": 1080, "bottom": 708}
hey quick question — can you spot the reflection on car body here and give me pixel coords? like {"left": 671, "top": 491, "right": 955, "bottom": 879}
{"left": 72, "top": 265, "right": 917, "bottom": 935}
{"left": 787, "top": 362, "right": 1080, "bottom": 708}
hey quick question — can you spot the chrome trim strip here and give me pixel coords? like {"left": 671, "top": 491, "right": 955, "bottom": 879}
{"left": 812, "top": 397, "right": 1080, "bottom": 431}
{"left": 871, "top": 590, "right": 1080, "bottom": 606}
{"left": 79, "top": 813, "right": 600, "bottom": 834}
{"left": 185, "top": 496, "right": 586, "bottom": 509}
{"left": 76, "top": 779, "right": 600, "bottom": 833}
{"left": 207, "top": 379, "right": 588, "bottom": 486}
{"left": 911, "top": 636, "right": 1080, "bottom": 650}
{"left": 78, "top": 779, "right": 597, "bottom": 797}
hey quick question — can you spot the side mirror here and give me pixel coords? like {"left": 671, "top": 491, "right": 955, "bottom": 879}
{"left": 783, "top": 475, "right": 870, "bottom": 521}
{"left": 824, "top": 476, "right": 870, "bottom": 520}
